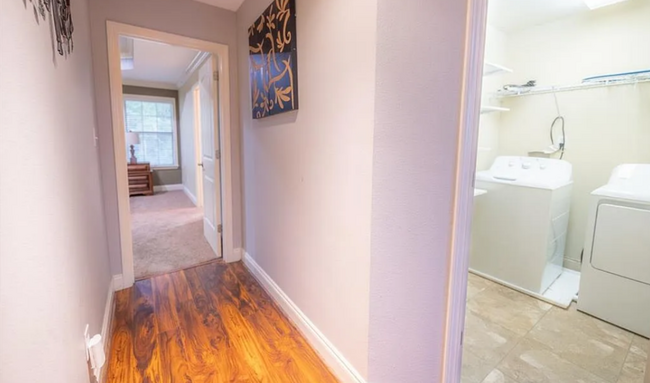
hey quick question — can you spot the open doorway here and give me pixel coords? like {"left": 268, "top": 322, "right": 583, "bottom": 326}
{"left": 120, "top": 37, "right": 222, "bottom": 280}
{"left": 446, "top": 0, "right": 650, "bottom": 382}
{"left": 106, "top": 22, "right": 236, "bottom": 287}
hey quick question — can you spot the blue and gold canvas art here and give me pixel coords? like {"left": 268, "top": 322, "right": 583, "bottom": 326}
{"left": 248, "top": 0, "right": 299, "bottom": 119}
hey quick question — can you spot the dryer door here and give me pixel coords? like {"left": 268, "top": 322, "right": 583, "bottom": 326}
{"left": 591, "top": 203, "right": 650, "bottom": 285}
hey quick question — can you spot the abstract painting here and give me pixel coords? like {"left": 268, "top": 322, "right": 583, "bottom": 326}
{"left": 248, "top": 0, "right": 299, "bottom": 119}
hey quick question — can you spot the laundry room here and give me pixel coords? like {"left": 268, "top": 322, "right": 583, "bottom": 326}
{"left": 461, "top": 0, "right": 650, "bottom": 382}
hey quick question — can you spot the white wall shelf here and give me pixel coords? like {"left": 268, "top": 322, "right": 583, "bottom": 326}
{"left": 496, "top": 77, "right": 650, "bottom": 98}
{"left": 484, "top": 62, "right": 513, "bottom": 77}
{"left": 481, "top": 105, "right": 510, "bottom": 114}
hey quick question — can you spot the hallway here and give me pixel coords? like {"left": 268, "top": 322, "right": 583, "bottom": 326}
{"left": 130, "top": 191, "right": 216, "bottom": 279}
{"left": 106, "top": 260, "right": 338, "bottom": 382}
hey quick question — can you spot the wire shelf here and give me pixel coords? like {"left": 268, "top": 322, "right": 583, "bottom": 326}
{"left": 495, "top": 72, "right": 650, "bottom": 98}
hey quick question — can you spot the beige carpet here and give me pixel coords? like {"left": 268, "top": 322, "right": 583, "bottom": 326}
{"left": 130, "top": 190, "right": 217, "bottom": 279}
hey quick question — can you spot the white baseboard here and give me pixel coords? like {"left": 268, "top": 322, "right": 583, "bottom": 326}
{"left": 153, "top": 184, "right": 184, "bottom": 193}
{"left": 112, "top": 274, "right": 124, "bottom": 291}
{"left": 233, "top": 247, "right": 244, "bottom": 262}
{"left": 183, "top": 186, "right": 198, "bottom": 206}
{"left": 98, "top": 277, "right": 116, "bottom": 383}
{"left": 563, "top": 258, "right": 582, "bottom": 272}
{"left": 242, "top": 252, "right": 366, "bottom": 383}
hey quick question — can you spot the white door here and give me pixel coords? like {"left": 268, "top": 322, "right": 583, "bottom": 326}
{"left": 198, "top": 56, "right": 222, "bottom": 257}
{"left": 193, "top": 86, "right": 204, "bottom": 207}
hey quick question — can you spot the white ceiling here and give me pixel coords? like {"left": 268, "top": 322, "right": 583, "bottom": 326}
{"left": 191, "top": 0, "right": 245, "bottom": 11}
{"left": 488, "top": 0, "right": 592, "bottom": 32}
{"left": 120, "top": 38, "right": 201, "bottom": 89}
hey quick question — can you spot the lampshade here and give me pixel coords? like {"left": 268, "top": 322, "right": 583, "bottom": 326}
{"left": 126, "top": 132, "right": 140, "bottom": 146}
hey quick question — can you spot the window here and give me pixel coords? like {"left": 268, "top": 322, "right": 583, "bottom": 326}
{"left": 124, "top": 95, "right": 178, "bottom": 168}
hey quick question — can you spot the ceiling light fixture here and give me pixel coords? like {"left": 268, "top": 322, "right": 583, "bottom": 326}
{"left": 582, "top": 0, "right": 628, "bottom": 10}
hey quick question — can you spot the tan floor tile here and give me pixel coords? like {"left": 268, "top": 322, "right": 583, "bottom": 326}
{"left": 464, "top": 310, "right": 522, "bottom": 365}
{"left": 630, "top": 335, "right": 649, "bottom": 359}
{"left": 462, "top": 349, "right": 497, "bottom": 383}
{"left": 467, "top": 273, "right": 497, "bottom": 301}
{"left": 527, "top": 307, "right": 632, "bottom": 382}
{"left": 497, "top": 338, "right": 610, "bottom": 383}
{"left": 617, "top": 352, "right": 647, "bottom": 383}
{"left": 466, "top": 284, "right": 552, "bottom": 336}
{"left": 481, "top": 368, "right": 519, "bottom": 383}
{"left": 572, "top": 305, "right": 635, "bottom": 349}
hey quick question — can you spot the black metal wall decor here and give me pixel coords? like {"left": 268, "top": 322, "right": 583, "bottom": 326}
{"left": 30, "top": 0, "right": 74, "bottom": 56}
{"left": 248, "top": 0, "right": 299, "bottom": 119}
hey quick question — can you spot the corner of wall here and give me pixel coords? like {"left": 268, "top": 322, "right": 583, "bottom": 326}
{"left": 98, "top": 277, "right": 117, "bottom": 383}
{"left": 241, "top": 251, "right": 367, "bottom": 383}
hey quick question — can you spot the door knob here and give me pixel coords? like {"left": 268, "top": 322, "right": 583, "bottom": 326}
{"left": 198, "top": 163, "right": 204, "bottom": 168}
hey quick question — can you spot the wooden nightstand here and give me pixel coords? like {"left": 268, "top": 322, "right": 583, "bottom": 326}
{"left": 127, "top": 163, "right": 154, "bottom": 196}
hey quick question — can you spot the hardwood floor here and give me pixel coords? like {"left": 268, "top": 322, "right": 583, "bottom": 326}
{"left": 107, "top": 260, "right": 339, "bottom": 383}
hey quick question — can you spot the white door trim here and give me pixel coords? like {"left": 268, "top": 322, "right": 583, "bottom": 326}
{"left": 441, "top": 0, "right": 488, "bottom": 382}
{"left": 106, "top": 21, "right": 237, "bottom": 289}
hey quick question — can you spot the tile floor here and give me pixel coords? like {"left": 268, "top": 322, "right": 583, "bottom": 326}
{"left": 463, "top": 273, "right": 649, "bottom": 383}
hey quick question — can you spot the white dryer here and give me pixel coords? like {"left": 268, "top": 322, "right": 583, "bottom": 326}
{"left": 578, "top": 164, "right": 650, "bottom": 337}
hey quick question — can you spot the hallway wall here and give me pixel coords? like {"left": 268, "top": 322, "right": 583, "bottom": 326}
{"left": 237, "top": 0, "right": 474, "bottom": 380}
{"left": 237, "top": 0, "right": 377, "bottom": 378}
{"left": 367, "top": 0, "right": 470, "bottom": 380}
{"left": 0, "top": 1, "right": 112, "bottom": 382}
{"left": 88, "top": 0, "right": 243, "bottom": 275}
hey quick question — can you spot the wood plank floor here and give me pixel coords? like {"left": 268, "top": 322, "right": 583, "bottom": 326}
{"left": 107, "top": 260, "right": 339, "bottom": 383}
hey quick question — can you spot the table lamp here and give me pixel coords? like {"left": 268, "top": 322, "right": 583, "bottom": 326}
{"left": 126, "top": 132, "right": 140, "bottom": 164}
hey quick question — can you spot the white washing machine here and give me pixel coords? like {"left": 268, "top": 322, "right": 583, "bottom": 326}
{"left": 578, "top": 164, "right": 650, "bottom": 337}
{"left": 470, "top": 156, "right": 573, "bottom": 295}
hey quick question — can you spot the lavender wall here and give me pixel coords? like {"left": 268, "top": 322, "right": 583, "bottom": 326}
{"left": 368, "top": 0, "right": 470, "bottom": 381}
{"left": 0, "top": 0, "right": 112, "bottom": 381}
{"left": 236, "top": 0, "right": 473, "bottom": 380}
{"left": 87, "top": 0, "right": 243, "bottom": 274}
{"left": 237, "top": 0, "right": 378, "bottom": 377}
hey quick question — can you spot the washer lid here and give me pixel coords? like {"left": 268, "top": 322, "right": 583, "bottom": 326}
{"left": 477, "top": 156, "right": 573, "bottom": 190}
{"left": 592, "top": 164, "right": 650, "bottom": 203}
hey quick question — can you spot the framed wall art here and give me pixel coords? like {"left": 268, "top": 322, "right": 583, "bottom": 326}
{"left": 29, "top": 0, "right": 74, "bottom": 56}
{"left": 248, "top": 0, "right": 299, "bottom": 119}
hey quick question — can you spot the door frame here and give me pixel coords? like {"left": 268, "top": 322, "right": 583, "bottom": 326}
{"left": 106, "top": 21, "right": 237, "bottom": 288}
{"left": 441, "top": 0, "right": 489, "bottom": 382}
